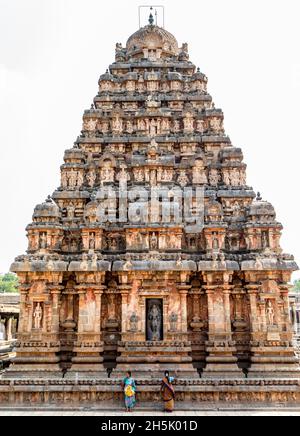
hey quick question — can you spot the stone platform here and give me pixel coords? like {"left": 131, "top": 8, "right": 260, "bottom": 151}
{"left": 0, "top": 374, "right": 300, "bottom": 406}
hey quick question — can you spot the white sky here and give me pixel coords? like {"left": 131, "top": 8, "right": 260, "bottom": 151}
{"left": 0, "top": 0, "right": 299, "bottom": 281}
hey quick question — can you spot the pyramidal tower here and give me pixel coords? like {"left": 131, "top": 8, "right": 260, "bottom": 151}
{"left": 4, "top": 11, "right": 300, "bottom": 404}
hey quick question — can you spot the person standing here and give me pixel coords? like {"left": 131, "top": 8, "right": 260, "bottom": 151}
{"left": 161, "top": 371, "right": 175, "bottom": 413}
{"left": 122, "top": 371, "right": 137, "bottom": 412}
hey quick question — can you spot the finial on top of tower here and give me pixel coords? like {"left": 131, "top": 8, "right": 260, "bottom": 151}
{"left": 256, "top": 192, "right": 262, "bottom": 201}
{"left": 149, "top": 7, "right": 155, "bottom": 25}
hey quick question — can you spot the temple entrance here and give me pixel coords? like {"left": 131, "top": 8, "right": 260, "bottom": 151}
{"left": 146, "top": 299, "right": 163, "bottom": 341}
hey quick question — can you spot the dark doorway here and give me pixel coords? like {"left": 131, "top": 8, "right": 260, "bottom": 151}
{"left": 146, "top": 299, "right": 163, "bottom": 341}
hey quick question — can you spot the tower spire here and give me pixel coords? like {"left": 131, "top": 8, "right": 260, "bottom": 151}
{"left": 149, "top": 6, "right": 155, "bottom": 25}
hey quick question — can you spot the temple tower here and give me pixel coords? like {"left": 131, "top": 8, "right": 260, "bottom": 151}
{"left": 9, "top": 13, "right": 299, "bottom": 380}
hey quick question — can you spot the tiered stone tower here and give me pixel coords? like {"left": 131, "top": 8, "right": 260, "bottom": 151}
{"left": 8, "top": 15, "right": 299, "bottom": 387}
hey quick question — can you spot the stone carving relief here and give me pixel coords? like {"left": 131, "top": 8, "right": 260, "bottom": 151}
{"left": 266, "top": 300, "right": 275, "bottom": 326}
{"left": 192, "top": 159, "right": 208, "bottom": 184}
{"left": 33, "top": 303, "right": 43, "bottom": 330}
{"left": 147, "top": 302, "right": 162, "bottom": 341}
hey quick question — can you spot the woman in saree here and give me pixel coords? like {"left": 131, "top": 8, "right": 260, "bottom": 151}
{"left": 161, "top": 371, "right": 175, "bottom": 413}
{"left": 122, "top": 371, "right": 137, "bottom": 412}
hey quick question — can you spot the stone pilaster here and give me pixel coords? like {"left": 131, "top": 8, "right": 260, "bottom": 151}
{"left": 70, "top": 285, "right": 106, "bottom": 375}
{"left": 202, "top": 284, "right": 243, "bottom": 379}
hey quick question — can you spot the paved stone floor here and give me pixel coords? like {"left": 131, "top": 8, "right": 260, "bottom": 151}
{"left": 0, "top": 410, "right": 300, "bottom": 416}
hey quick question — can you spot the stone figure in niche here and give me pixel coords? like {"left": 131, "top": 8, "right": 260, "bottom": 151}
{"left": 210, "top": 117, "right": 222, "bottom": 133}
{"left": 209, "top": 169, "right": 220, "bottom": 187}
{"left": 126, "top": 121, "right": 134, "bottom": 134}
{"left": 67, "top": 203, "right": 76, "bottom": 219}
{"left": 112, "top": 116, "right": 123, "bottom": 134}
{"left": 262, "top": 231, "right": 269, "bottom": 249}
{"left": 150, "top": 232, "right": 158, "bottom": 251}
{"left": 130, "top": 313, "right": 139, "bottom": 332}
{"left": 169, "top": 313, "right": 178, "bottom": 332}
{"left": 134, "top": 169, "right": 144, "bottom": 182}
{"left": 149, "top": 119, "right": 157, "bottom": 137}
{"left": 87, "top": 170, "right": 96, "bottom": 188}
{"left": 101, "top": 160, "right": 114, "bottom": 183}
{"left": 177, "top": 170, "right": 189, "bottom": 188}
{"left": 117, "top": 166, "right": 130, "bottom": 185}
{"left": 173, "top": 120, "right": 180, "bottom": 133}
{"left": 85, "top": 119, "right": 97, "bottom": 132}
{"left": 213, "top": 236, "right": 219, "bottom": 251}
{"left": 196, "top": 120, "right": 205, "bottom": 134}
{"left": 266, "top": 300, "right": 275, "bottom": 326}
{"left": 193, "top": 160, "right": 207, "bottom": 184}
{"left": 77, "top": 172, "right": 84, "bottom": 187}
{"left": 230, "top": 169, "right": 240, "bottom": 186}
{"left": 223, "top": 171, "right": 231, "bottom": 186}
{"left": 33, "top": 303, "right": 43, "bottom": 330}
{"left": 89, "top": 233, "right": 96, "bottom": 250}
{"left": 70, "top": 239, "right": 78, "bottom": 252}
{"left": 183, "top": 115, "right": 194, "bottom": 133}
{"left": 148, "top": 304, "right": 162, "bottom": 341}
{"left": 68, "top": 171, "right": 78, "bottom": 189}
{"left": 102, "top": 121, "right": 109, "bottom": 133}
{"left": 39, "top": 233, "right": 47, "bottom": 250}
{"left": 111, "top": 238, "right": 118, "bottom": 251}
{"left": 138, "top": 119, "right": 146, "bottom": 131}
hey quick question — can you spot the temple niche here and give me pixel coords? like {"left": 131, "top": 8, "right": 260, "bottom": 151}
{"left": 6, "top": 12, "right": 299, "bottom": 398}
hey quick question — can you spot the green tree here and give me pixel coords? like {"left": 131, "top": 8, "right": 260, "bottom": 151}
{"left": 292, "top": 280, "right": 300, "bottom": 293}
{"left": 0, "top": 273, "right": 19, "bottom": 293}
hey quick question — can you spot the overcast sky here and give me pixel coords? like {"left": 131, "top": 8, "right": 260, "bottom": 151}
{"left": 0, "top": 0, "right": 299, "bottom": 281}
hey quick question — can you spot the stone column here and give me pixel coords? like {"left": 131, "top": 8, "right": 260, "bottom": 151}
{"left": 202, "top": 284, "right": 242, "bottom": 379}
{"left": 179, "top": 287, "right": 189, "bottom": 333}
{"left": 71, "top": 285, "right": 105, "bottom": 374}
{"left": 18, "top": 287, "right": 30, "bottom": 334}
{"left": 7, "top": 317, "right": 13, "bottom": 341}
{"left": 259, "top": 299, "right": 267, "bottom": 333}
{"left": 94, "top": 289, "right": 104, "bottom": 334}
{"left": 77, "top": 290, "right": 86, "bottom": 334}
{"left": 247, "top": 286, "right": 259, "bottom": 337}
{"left": 291, "top": 301, "right": 298, "bottom": 334}
{"left": 223, "top": 287, "right": 232, "bottom": 335}
{"left": 50, "top": 287, "right": 62, "bottom": 334}
{"left": 281, "top": 287, "right": 293, "bottom": 332}
{"left": 120, "top": 289, "right": 129, "bottom": 335}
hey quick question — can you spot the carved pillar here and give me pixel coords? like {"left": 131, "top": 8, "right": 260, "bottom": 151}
{"left": 281, "top": 287, "right": 293, "bottom": 333}
{"left": 179, "top": 287, "right": 189, "bottom": 333}
{"left": 193, "top": 294, "right": 200, "bottom": 319}
{"left": 259, "top": 299, "right": 267, "bottom": 333}
{"left": 202, "top": 281, "right": 242, "bottom": 379}
{"left": 120, "top": 287, "right": 130, "bottom": 335}
{"left": 223, "top": 287, "right": 232, "bottom": 334}
{"left": 50, "top": 287, "right": 62, "bottom": 334}
{"left": 77, "top": 290, "right": 86, "bottom": 334}
{"left": 291, "top": 301, "right": 298, "bottom": 334}
{"left": 71, "top": 285, "right": 105, "bottom": 374}
{"left": 94, "top": 289, "right": 103, "bottom": 333}
{"left": 18, "top": 287, "right": 30, "bottom": 334}
{"left": 7, "top": 317, "right": 13, "bottom": 341}
{"left": 247, "top": 286, "right": 260, "bottom": 337}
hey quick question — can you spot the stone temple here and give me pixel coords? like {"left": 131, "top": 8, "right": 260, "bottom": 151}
{"left": 2, "top": 15, "right": 300, "bottom": 406}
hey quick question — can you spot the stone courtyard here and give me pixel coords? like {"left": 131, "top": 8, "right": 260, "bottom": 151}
{"left": 1, "top": 10, "right": 300, "bottom": 409}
